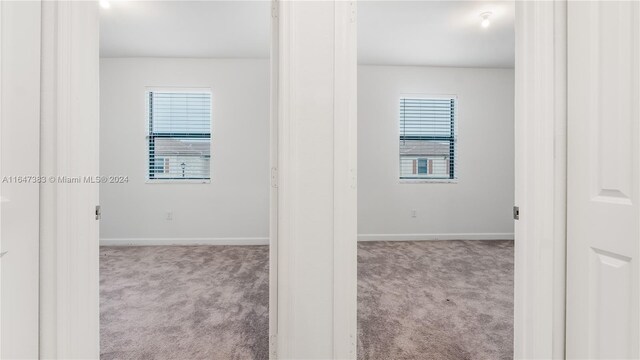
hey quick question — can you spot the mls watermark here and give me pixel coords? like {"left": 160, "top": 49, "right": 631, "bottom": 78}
{"left": 1, "top": 176, "right": 129, "bottom": 184}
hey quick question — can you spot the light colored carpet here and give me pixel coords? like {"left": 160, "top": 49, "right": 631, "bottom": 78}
{"left": 100, "top": 245, "right": 269, "bottom": 360}
{"left": 357, "top": 240, "right": 514, "bottom": 360}
{"left": 100, "top": 240, "right": 513, "bottom": 360}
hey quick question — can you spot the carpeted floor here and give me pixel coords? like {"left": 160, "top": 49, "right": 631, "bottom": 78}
{"left": 357, "top": 240, "right": 514, "bottom": 360}
{"left": 100, "top": 245, "right": 270, "bottom": 360}
{"left": 100, "top": 240, "right": 513, "bottom": 360}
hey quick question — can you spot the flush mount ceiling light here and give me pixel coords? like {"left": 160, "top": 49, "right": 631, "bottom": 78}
{"left": 100, "top": 0, "right": 111, "bottom": 9}
{"left": 480, "top": 12, "right": 492, "bottom": 28}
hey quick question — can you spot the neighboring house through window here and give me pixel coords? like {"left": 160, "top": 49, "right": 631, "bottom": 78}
{"left": 147, "top": 89, "right": 212, "bottom": 181}
{"left": 399, "top": 96, "right": 457, "bottom": 181}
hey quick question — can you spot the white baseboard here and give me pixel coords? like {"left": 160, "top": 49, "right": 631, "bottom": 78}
{"left": 357, "top": 233, "right": 514, "bottom": 241}
{"left": 100, "top": 237, "right": 269, "bottom": 246}
{"left": 101, "top": 234, "right": 514, "bottom": 246}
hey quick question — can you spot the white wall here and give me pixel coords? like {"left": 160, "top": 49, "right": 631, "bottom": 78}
{"left": 357, "top": 65, "right": 515, "bottom": 240}
{"left": 100, "top": 61, "right": 513, "bottom": 243}
{"left": 99, "top": 58, "right": 269, "bottom": 244}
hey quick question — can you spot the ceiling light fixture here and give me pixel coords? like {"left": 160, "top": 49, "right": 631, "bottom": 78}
{"left": 100, "top": 0, "right": 111, "bottom": 9}
{"left": 480, "top": 12, "right": 492, "bottom": 28}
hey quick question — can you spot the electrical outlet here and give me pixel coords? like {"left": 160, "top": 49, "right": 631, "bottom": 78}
{"left": 411, "top": 209, "right": 417, "bottom": 218}
{"left": 166, "top": 211, "right": 173, "bottom": 221}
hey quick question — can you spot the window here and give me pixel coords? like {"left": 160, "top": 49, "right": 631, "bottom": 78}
{"left": 417, "top": 158, "right": 428, "bottom": 174}
{"left": 147, "top": 90, "right": 212, "bottom": 181}
{"left": 399, "top": 96, "right": 457, "bottom": 181}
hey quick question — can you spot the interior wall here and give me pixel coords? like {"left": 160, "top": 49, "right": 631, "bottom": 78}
{"left": 99, "top": 58, "right": 269, "bottom": 244}
{"left": 357, "top": 65, "right": 515, "bottom": 240}
{"left": 100, "top": 61, "right": 513, "bottom": 243}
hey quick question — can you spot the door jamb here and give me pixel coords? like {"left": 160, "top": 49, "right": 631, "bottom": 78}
{"left": 514, "top": 1, "right": 567, "bottom": 359}
{"left": 269, "top": 0, "right": 279, "bottom": 358}
{"left": 39, "top": 1, "right": 101, "bottom": 358}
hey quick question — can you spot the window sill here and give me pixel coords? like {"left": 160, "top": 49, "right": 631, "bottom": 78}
{"left": 399, "top": 178, "right": 458, "bottom": 184}
{"left": 146, "top": 179, "right": 211, "bottom": 184}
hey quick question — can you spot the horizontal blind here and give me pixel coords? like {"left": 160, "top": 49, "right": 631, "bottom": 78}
{"left": 147, "top": 91, "right": 212, "bottom": 180}
{"left": 399, "top": 97, "right": 457, "bottom": 180}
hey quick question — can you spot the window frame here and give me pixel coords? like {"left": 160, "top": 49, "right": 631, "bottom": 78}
{"left": 145, "top": 87, "right": 213, "bottom": 184}
{"left": 398, "top": 94, "right": 459, "bottom": 184}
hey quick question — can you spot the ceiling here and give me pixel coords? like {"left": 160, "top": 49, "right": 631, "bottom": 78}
{"left": 100, "top": 1, "right": 271, "bottom": 59}
{"left": 100, "top": 0, "right": 515, "bottom": 68}
{"left": 358, "top": 1, "right": 515, "bottom": 68}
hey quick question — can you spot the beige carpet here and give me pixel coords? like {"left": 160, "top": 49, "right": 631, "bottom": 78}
{"left": 357, "top": 240, "right": 514, "bottom": 360}
{"left": 100, "top": 240, "right": 513, "bottom": 360}
{"left": 100, "top": 245, "right": 269, "bottom": 360}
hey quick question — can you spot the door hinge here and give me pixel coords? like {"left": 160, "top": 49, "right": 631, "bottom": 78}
{"left": 95, "top": 205, "right": 101, "bottom": 220}
{"left": 349, "top": 1, "right": 356, "bottom": 23}
{"left": 271, "top": 167, "right": 278, "bottom": 188}
{"left": 271, "top": 0, "right": 278, "bottom": 19}
{"left": 513, "top": 206, "right": 520, "bottom": 220}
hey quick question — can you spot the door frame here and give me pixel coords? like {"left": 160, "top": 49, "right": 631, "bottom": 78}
{"left": 39, "top": 1, "right": 101, "bottom": 358}
{"left": 36, "top": 0, "right": 568, "bottom": 358}
{"left": 514, "top": 1, "right": 568, "bottom": 359}
{"left": 269, "top": 0, "right": 279, "bottom": 358}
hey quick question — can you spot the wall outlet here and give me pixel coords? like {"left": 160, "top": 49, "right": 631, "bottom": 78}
{"left": 411, "top": 209, "right": 417, "bottom": 218}
{"left": 165, "top": 211, "right": 173, "bottom": 221}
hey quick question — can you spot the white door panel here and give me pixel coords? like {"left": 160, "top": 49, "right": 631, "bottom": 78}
{"left": 0, "top": 1, "right": 41, "bottom": 358}
{"left": 567, "top": 1, "right": 640, "bottom": 358}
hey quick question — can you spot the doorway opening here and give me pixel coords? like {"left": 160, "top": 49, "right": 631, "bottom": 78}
{"left": 356, "top": 2, "right": 516, "bottom": 358}
{"left": 97, "top": 2, "right": 273, "bottom": 358}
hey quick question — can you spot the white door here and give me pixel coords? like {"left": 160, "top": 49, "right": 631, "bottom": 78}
{"left": 0, "top": 1, "right": 41, "bottom": 358}
{"left": 567, "top": 1, "right": 640, "bottom": 358}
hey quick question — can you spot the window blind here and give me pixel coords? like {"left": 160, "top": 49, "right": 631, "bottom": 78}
{"left": 399, "top": 97, "right": 457, "bottom": 180}
{"left": 147, "top": 91, "right": 212, "bottom": 180}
